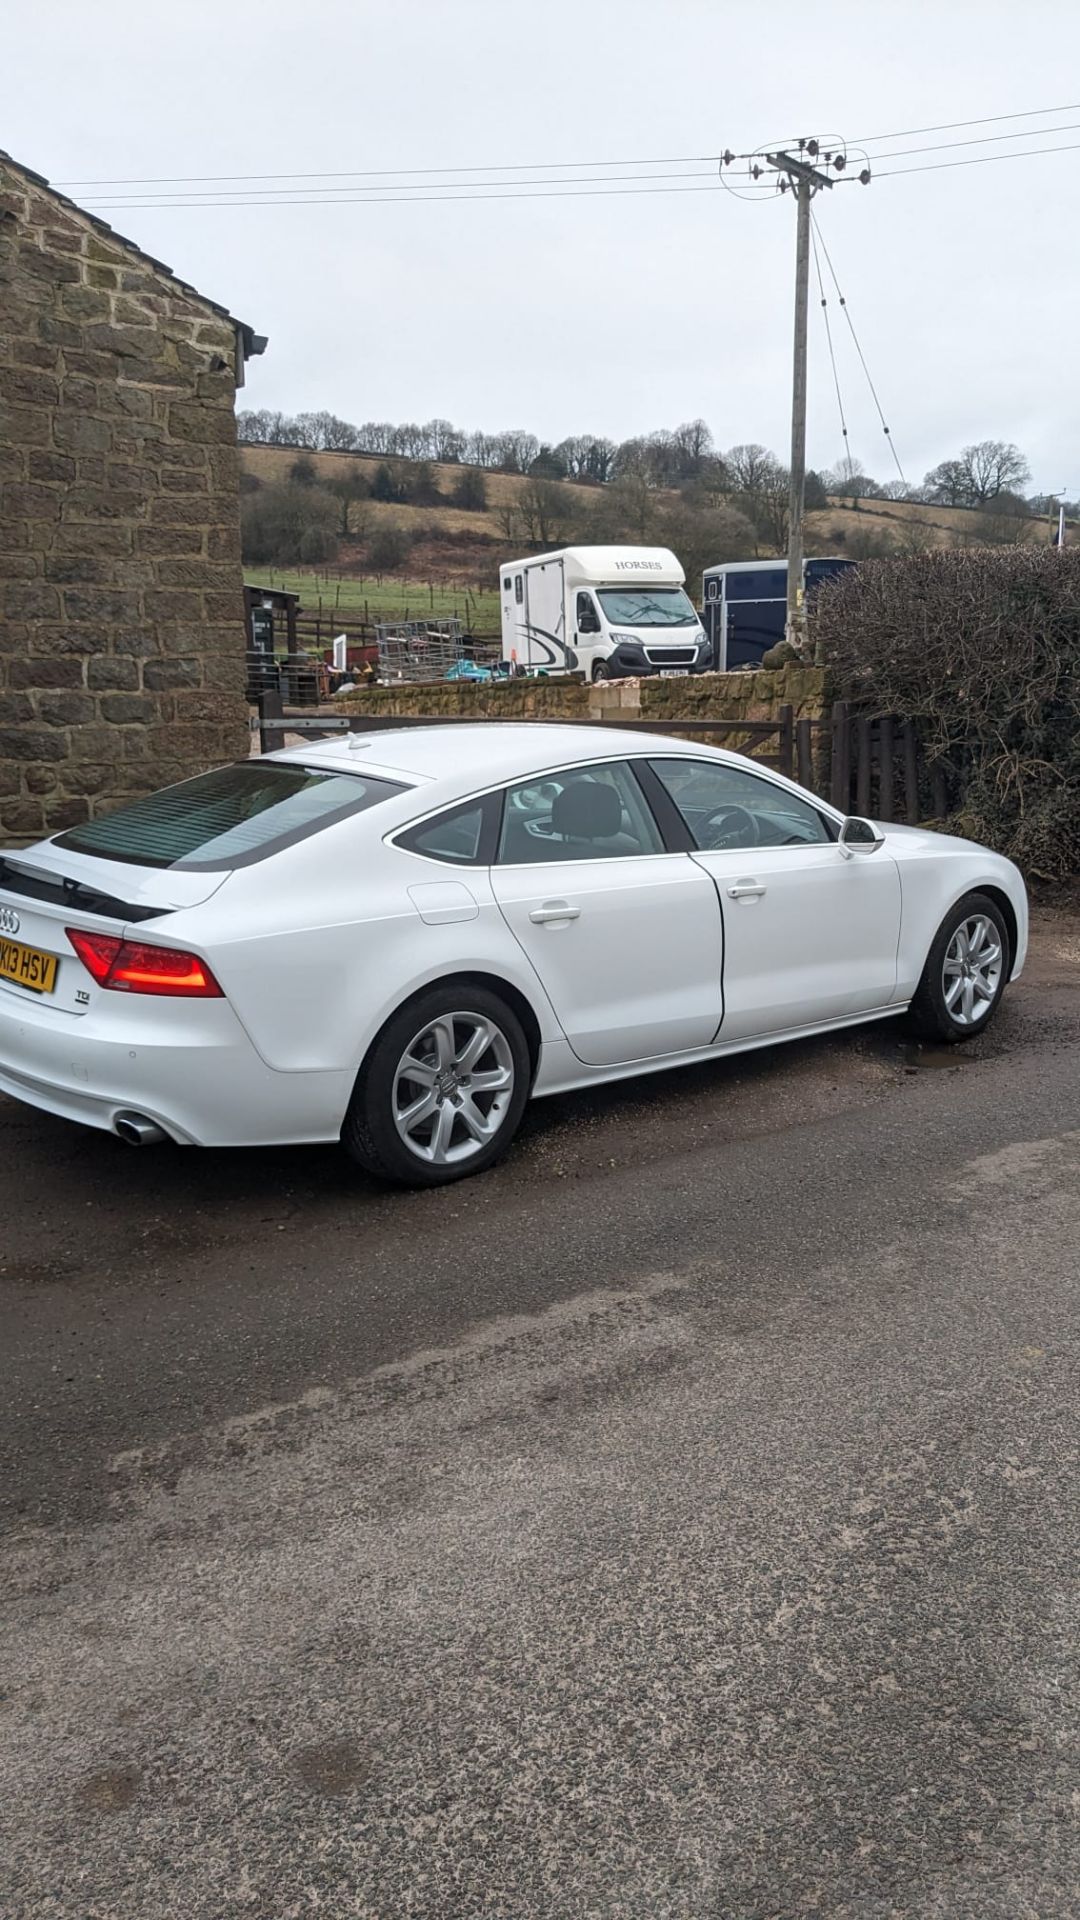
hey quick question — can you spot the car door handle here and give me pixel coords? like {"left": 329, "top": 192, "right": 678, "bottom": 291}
{"left": 529, "top": 901, "right": 581, "bottom": 924}
{"left": 727, "top": 881, "right": 766, "bottom": 899}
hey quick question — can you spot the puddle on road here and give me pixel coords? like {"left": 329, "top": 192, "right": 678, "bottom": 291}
{"left": 901, "top": 1045, "right": 971, "bottom": 1072}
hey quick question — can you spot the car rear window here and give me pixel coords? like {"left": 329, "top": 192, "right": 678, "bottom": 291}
{"left": 54, "top": 763, "right": 407, "bottom": 870}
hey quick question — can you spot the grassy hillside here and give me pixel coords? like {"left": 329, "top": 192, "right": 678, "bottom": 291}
{"left": 240, "top": 444, "right": 1071, "bottom": 618}
{"left": 240, "top": 443, "right": 616, "bottom": 587}
{"left": 243, "top": 566, "right": 500, "bottom": 628}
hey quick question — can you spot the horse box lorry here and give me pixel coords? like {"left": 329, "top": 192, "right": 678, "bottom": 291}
{"left": 500, "top": 546, "right": 711, "bottom": 681}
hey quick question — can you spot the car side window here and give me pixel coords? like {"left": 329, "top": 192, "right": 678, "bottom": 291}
{"left": 397, "top": 798, "right": 492, "bottom": 866}
{"left": 649, "top": 757, "right": 833, "bottom": 852}
{"left": 497, "top": 761, "right": 664, "bottom": 865}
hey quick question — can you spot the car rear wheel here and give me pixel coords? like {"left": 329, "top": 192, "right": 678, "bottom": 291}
{"left": 907, "top": 892, "right": 1009, "bottom": 1044}
{"left": 343, "top": 984, "right": 531, "bottom": 1187}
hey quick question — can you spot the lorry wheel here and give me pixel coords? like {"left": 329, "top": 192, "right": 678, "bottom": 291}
{"left": 591, "top": 662, "right": 609, "bottom": 683}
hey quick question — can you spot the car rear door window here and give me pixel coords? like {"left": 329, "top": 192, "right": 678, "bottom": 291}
{"left": 649, "top": 758, "right": 833, "bottom": 851}
{"left": 55, "top": 763, "right": 407, "bottom": 870}
{"left": 497, "top": 761, "right": 664, "bottom": 864}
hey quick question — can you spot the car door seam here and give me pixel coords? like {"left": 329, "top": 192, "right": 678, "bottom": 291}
{"left": 689, "top": 852, "right": 728, "bottom": 1045}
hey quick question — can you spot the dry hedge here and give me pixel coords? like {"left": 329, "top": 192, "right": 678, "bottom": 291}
{"left": 813, "top": 547, "right": 1080, "bottom": 879}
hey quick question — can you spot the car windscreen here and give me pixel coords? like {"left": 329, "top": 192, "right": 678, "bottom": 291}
{"left": 596, "top": 586, "right": 698, "bottom": 628}
{"left": 54, "top": 763, "right": 407, "bottom": 870}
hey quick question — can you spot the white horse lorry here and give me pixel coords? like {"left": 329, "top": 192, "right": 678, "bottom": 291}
{"left": 499, "top": 546, "right": 711, "bottom": 681}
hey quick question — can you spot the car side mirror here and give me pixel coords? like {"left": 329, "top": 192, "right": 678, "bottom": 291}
{"left": 839, "top": 816, "right": 885, "bottom": 858}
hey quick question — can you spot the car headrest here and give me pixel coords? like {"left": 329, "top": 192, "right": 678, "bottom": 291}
{"left": 551, "top": 780, "right": 623, "bottom": 841}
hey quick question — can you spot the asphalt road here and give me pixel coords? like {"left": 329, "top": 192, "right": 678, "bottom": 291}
{"left": 2, "top": 908, "right": 1080, "bottom": 1918}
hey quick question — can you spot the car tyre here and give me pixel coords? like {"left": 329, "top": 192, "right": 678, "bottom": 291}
{"left": 591, "top": 661, "right": 609, "bottom": 683}
{"left": 343, "top": 982, "right": 532, "bottom": 1187}
{"left": 907, "top": 891, "right": 1010, "bottom": 1044}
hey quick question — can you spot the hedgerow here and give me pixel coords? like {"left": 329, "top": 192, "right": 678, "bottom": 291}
{"left": 814, "top": 548, "right": 1080, "bottom": 878}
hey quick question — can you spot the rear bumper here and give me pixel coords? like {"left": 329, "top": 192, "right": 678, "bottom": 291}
{"left": 0, "top": 985, "right": 354, "bottom": 1146}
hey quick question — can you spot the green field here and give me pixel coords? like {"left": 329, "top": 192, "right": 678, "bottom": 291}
{"left": 245, "top": 567, "right": 501, "bottom": 629}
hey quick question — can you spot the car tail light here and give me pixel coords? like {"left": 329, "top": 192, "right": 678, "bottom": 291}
{"left": 66, "top": 929, "right": 223, "bottom": 998}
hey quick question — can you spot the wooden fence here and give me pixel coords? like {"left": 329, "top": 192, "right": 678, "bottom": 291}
{"left": 829, "top": 700, "right": 947, "bottom": 825}
{"left": 291, "top": 609, "right": 501, "bottom": 656}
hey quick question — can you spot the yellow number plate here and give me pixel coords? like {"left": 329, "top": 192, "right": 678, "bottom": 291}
{"left": 0, "top": 936, "right": 59, "bottom": 995}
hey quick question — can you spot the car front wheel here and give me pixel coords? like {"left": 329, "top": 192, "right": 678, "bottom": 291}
{"left": 343, "top": 984, "right": 531, "bottom": 1186}
{"left": 907, "top": 892, "right": 1010, "bottom": 1043}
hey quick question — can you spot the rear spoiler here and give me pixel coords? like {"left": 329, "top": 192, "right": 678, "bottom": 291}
{"left": 0, "top": 855, "right": 170, "bottom": 925}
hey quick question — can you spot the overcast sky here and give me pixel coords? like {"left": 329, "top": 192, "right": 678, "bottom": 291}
{"left": 8, "top": 1, "right": 1079, "bottom": 493}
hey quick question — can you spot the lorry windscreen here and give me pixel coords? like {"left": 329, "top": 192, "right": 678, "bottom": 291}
{"left": 597, "top": 587, "right": 698, "bottom": 628}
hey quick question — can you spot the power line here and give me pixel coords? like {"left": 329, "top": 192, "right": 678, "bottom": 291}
{"left": 76, "top": 166, "right": 725, "bottom": 206}
{"left": 57, "top": 151, "right": 725, "bottom": 188}
{"left": 853, "top": 100, "right": 1080, "bottom": 146}
{"left": 80, "top": 181, "right": 756, "bottom": 212}
{"left": 872, "top": 138, "right": 1080, "bottom": 178}
{"left": 74, "top": 118, "right": 1080, "bottom": 214}
{"left": 861, "top": 119, "right": 1080, "bottom": 163}
{"left": 810, "top": 212, "right": 906, "bottom": 485}
{"left": 57, "top": 98, "right": 1080, "bottom": 192}
{"left": 810, "top": 224, "right": 850, "bottom": 472}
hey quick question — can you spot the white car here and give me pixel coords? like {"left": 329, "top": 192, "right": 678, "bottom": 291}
{"left": 0, "top": 724, "right": 1027, "bottom": 1187}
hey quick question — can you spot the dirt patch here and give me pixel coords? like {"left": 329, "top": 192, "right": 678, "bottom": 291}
{"left": 291, "top": 1737, "right": 369, "bottom": 1797}
{"left": 76, "top": 1764, "right": 141, "bottom": 1814}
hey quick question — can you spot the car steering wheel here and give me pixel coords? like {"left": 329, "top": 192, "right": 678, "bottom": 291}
{"left": 702, "top": 804, "right": 760, "bottom": 850}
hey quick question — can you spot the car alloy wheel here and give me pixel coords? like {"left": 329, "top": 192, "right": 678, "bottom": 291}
{"left": 941, "top": 913, "right": 1003, "bottom": 1027}
{"left": 391, "top": 1010, "right": 516, "bottom": 1167}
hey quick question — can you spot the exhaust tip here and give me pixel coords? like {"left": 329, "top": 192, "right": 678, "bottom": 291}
{"left": 114, "top": 1111, "right": 167, "bottom": 1147}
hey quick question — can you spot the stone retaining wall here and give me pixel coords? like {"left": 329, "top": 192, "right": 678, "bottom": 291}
{"left": 337, "top": 666, "right": 828, "bottom": 764}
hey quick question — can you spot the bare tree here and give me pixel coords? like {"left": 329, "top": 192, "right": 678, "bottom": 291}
{"left": 924, "top": 441, "right": 1031, "bottom": 508}
{"left": 723, "top": 444, "right": 789, "bottom": 551}
{"left": 358, "top": 421, "right": 394, "bottom": 454}
{"left": 593, "top": 475, "right": 657, "bottom": 543}
{"left": 611, "top": 437, "right": 652, "bottom": 482}
{"left": 659, "top": 501, "right": 757, "bottom": 585}
{"left": 581, "top": 435, "right": 617, "bottom": 483}
{"left": 493, "top": 430, "right": 540, "bottom": 473}
{"left": 464, "top": 429, "right": 498, "bottom": 468}
{"left": 325, "top": 464, "right": 371, "bottom": 535}
{"left": 425, "top": 418, "right": 466, "bottom": 462}
{"left": 516, "top": 480, "right": 574, "bottom": 548}
{"left": 554, "top": 435, "right": 590, "bottom": 480}
{"left": 724, "top": 443, "right": 778, "bottom": 495}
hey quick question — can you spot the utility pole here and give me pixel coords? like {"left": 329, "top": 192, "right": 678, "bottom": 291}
{"left": 1047, "top": 489, "right": 1070, "bottom": 547}
{"left": 720, "top": 137, "right": 873, "bottom": 653}
{"left": 764, "top": 150, "right": 836, "bottom": 654}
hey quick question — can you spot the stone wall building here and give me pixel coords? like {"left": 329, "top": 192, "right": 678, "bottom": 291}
{"left": 0, "top": 151, "right": 265, "bottom": 842}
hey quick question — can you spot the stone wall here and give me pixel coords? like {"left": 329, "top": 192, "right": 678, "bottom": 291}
{"left": 336, "top": 666, "right": 828, "bottom": 768}
{"left": 337, "top": 677, "right": 593, "bottom": 721}
{"left": 0, "top": 157, "right": 252, "bottom": 843}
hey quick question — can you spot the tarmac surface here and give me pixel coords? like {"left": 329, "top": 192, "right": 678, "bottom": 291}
{"left": 2, "top": 906, "right": 1079, "bottom": 1917}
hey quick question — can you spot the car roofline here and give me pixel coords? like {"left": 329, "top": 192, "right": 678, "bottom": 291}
{"left": 265, "top": 723, "right": 849, "bottom": 825}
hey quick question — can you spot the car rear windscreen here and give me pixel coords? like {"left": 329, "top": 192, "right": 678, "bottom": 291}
{"left": 54, "top": 763, "right": 407, "bottom": 870}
